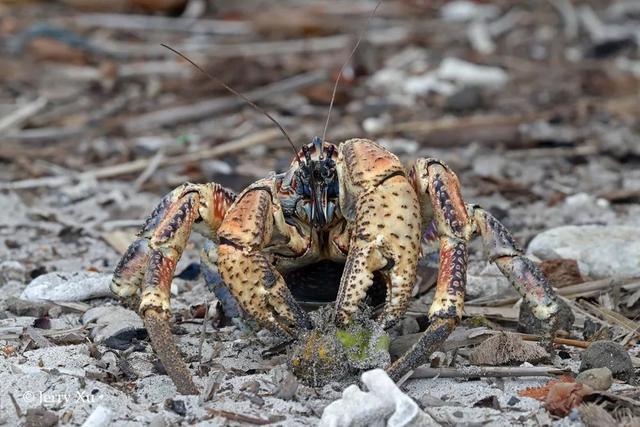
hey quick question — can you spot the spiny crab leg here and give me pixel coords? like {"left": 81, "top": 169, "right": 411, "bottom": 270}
{"left": 112, "top": 183, "right": 236, "bottom": 394}
{"left": 387, "top": 159, "right": 559, "bottom": 380}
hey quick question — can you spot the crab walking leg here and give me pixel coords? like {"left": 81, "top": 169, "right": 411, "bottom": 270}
{"left": 387, "top": 159, "right": 471, "bottom": 380}
{"left": 111, "top": 182, "right": 235, "bottom": 394}
{"left": 389, "top": 159, "right": 560, "bottom": 381}
{"left": 111, "top": 182, "right": 236, "bottom": 314}
{"left": 470, "top": 205, "right": 559, "bottom": 321}
{"left": 334, "top": 139, "right": 422, "bottom": 327}
{"left": 217, "top": 186, "right": 312, "bottom": 337}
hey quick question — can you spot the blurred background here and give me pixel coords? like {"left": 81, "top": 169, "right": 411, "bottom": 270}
{"left": 1, "top": 0, "right": 639, "bottom": 276}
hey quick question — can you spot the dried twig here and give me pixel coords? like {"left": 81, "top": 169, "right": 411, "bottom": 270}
{"left": 549, "top": 0, "right": 578, "bottom": 39}
{"left": 93, "top": 27, "right": 409, "bottom": 59}
{"left": 410, "top": 366, "right": 569, "bottom": 379}
{"left": 0, "top": 128, "right": 281, "bottom": 190}
{"left": 205, "top": 408, "right": 275, "bottom": 425}
{"left": 7, "top": 392, "right": 22, "bottom": 418}
{"left": 123, "top": 70, "right": 326, "bottom": 133}
{"left": 68, "top": 13, "right": 251, "bottom": 35}
{"left": 133, "top": 149, "right": 165, "bottom": 190}
{"left": 372, "top": 114, "right": 546, "bottom": 147}
{"left": 467, "top": 276, "right": 640, "bottom": 306}
{"left": 0, "top": 97, "right": 47, "bottom": 133}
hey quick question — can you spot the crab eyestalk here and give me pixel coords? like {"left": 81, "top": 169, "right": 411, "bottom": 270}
{"left": 144, "top": 309, "right": 199, "bottom": 395}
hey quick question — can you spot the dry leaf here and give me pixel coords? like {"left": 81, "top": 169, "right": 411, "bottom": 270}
{"left": 545, "top": 382, "right": 593, "bottom": 417}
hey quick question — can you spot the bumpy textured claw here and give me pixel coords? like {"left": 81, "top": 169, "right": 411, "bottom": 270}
{"left": 334, "top": 139, "right": 422, "bottom": 328}
{"left": 217, "top": 186, "right": 312, "bottom": 337}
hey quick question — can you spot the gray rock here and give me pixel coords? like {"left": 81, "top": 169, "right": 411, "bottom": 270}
{"left": 576, "top": 367, "right": 613, "bottom": 391}
{"left": 471, "top": 154, "right": 507, "bottom": 178}
{"left": 82, "top": 306, "right": 146, "bottom": 349}
{"left": 527, "top": 225, "right": 640, "bottom": 279}
{"left": 25, "top": 408, "right": 58, "bottom": 427}
{"left": 466, "top": 262, "right": 514, "bottom": 300}
{"left": 0, "top": 261, "right": 26, "bottom": 285}
{"left": 580, "top": 340, "right": 634, "bottom": 381}
{"left": 21, "top": 271, "right": 113, "bottom": 301}
{"left": 444, "top": 86, "right": 484, "bottom": 112}
{"left": 320, "top": 369, "right": 438, "bottom": 427}
{"left": 518, "top": 298, "right": 574, "bottom": 334}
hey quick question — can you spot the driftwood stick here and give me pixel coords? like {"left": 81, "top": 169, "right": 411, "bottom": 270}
{"left": 67, "top": 13, "right": 251, "bottom": 35}
{"left": 372, "top": 114, "right": 546, "bottom": 148}
{"left": 0, "top": 97, "right": 48, "bottom": 133}
{"left": 548, "top": 0, "right": 579, "bottom": 39}
{"left": 93, "top": 26, "right": 409, "bottom": 59}
{"left": 0, "top": 128, "right": 280, "bottom": 190}
{"left": 205, "top": 408, "right": 273, "bottom": 425}
{"left": 123, "top": 70, "right": 326, "bottom": 133}
{"left": 466, "top": 276, "right": 640, "bottom": 306}
{"left": 133, "top": 149, "right": 165, "bottom": 190}
{"left": 519, "top": 334, "right": 591, "bottom": 349}
{"left": 410, "top": 366, "right": 569, "bottom": 379}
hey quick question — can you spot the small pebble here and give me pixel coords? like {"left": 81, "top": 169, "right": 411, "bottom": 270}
{"left": 0, "top": 260, "right": 26, "bottom": 285}
{"left": 580, "top": 340, "right": 634, "bottom": 381}
{"left": 576, "top": 367, "right": 613, "bottom": 391}
{"left": 165, "top": 399, "right": 187, "bottom": 416}
{"left": 24, "top": 408, "right": 58, "bottom": 427}
{"left": 518, "top": 298, "right": 574, "bottom": 335}
{"left": 444, "top": 85, "right": 484, "bottom": 112}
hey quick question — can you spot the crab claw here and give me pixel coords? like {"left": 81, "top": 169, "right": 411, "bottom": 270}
{"left": 218, "top": 243, "right": 312, "bottom": 337}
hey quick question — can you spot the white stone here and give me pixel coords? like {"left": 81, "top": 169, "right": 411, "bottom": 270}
{"left": 320, "top": 369, "right": 438, "bottom": 427}
{"left": 21, "top": 272, "right": 113, "bottom": 301}
{"left": 437, "top": 57, "right": 508, "bottom": 88}
{"left": 81, "top": 405, "right": 113, "bottom": 427}
{"left": 440, "top": 1, "right": 498, "bottom": 22}
{"left": 527, "top": 225, "right": 640, "bottom": 279}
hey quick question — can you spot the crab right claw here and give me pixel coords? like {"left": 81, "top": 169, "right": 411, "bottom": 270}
{"left": 215, "top": 184, "right": 313, "bottom": 337}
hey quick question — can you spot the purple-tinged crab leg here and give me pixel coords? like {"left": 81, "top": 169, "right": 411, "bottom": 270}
{"left": 388, "top": 159, "right": 470, "bottom": 380}
{"left": 471, "top": 206, "right": 559, "bottom": 321}
{"left": 111, "top": 182, "right": 236, "bottom": 394}
{"left": 389, "top": 158, "right": 559, "bottom": 381}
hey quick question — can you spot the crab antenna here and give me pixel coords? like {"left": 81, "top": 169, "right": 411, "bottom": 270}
{"left": 161, "top": 43, "right": 302, "bottom": 164}
{"left": 320, "top": 0, "right": 383, "bottom": 144}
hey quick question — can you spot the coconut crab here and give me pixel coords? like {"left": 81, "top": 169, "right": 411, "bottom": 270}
{"left": 111, "top": 134, "right": 561, "bottom": 394}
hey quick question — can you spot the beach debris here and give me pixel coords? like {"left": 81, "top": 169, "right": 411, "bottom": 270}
{"left": 469, "top": 333, "right": 549, "bottom": 366}
{"left": 81, "top": 306, "right": 146, "bottom": 349}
